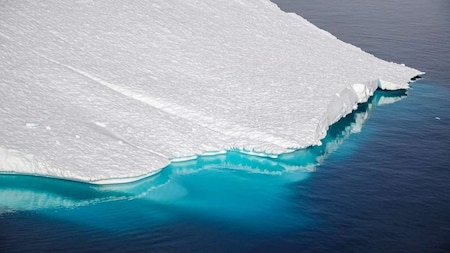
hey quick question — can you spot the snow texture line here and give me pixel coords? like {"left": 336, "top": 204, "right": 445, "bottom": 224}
{"left": 88, "top": 121, "right": 169, "bottom": 159}
{"left": 33, "top": 53, "right": 298, "bottom": 151}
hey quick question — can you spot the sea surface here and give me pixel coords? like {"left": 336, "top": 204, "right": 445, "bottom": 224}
{"left": 1, "top": 1, "right": 449, "bottom": 252}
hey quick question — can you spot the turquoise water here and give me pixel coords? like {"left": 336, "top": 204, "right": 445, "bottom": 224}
{"left": 1, "top": 81, "right": 448, "bottom": 252}
{"left": 0, "top": 90, "right": 397, "bottom": 226}
{"left": 1, "top": 0, "right": 450, "bottom": 252}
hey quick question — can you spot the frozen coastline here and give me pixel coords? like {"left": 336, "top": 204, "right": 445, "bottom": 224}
{"left": 0, "top": 0, "right": 422, "bottom": 184}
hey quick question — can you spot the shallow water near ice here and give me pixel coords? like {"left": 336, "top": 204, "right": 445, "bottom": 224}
{"left": 1, "top": 82, "right": 448, "bottom": 252}
{"left": 1, "top": 0, "right": 450, "bottom": 252}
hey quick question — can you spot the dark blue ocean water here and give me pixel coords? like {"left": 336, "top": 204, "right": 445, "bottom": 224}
{"left": 1, "top": 1, "right": 449, "bottom": 252}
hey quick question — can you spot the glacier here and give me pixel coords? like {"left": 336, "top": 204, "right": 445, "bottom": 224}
{"left": 0, "top": 0, "right": 422, "bottom": 184}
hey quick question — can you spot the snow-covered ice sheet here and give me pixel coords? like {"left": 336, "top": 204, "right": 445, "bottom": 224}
{"left": 0, "top": 0, "right": 422, "bottom": 184}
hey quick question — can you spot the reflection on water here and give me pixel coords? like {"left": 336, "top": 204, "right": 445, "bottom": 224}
{"left": 0, "top": 89, "right": 407, "bottom": 216}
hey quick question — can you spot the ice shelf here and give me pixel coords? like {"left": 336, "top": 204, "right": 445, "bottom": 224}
{"left": 0, "top": 0, "right": 422, "bottom": 184}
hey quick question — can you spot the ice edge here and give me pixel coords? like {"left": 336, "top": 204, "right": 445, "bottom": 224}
{"left": 0, "top": 75, "right": 423, "bottom": 185}
{"left": 313, "top": 76, "right": 424, "bottom": 147}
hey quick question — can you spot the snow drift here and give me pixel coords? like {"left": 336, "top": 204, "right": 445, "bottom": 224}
{"left": 0, "top": 0, "right": 422, "bottom": 184}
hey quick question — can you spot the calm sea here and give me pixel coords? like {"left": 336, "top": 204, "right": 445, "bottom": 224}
{"left": 1, "top": 1, "right": 449, "bottom": 252}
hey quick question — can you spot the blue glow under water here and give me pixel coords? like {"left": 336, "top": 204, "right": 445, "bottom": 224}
{"left": 1, "top": 1, "right": 450, "bottom": 252}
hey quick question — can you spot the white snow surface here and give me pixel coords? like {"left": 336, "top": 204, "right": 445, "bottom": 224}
{"left": 0, "top": 0, "right": 422, "bottom": 184}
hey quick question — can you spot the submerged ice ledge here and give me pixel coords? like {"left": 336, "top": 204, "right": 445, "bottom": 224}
{"left": 0, "top": 89, "right": 410, "bottom": 213}
{"left": 0, "top": 78, "right": 420, "bottom": 185}
{"left": 0, "top": 0, "right": 423, "bottom": 184}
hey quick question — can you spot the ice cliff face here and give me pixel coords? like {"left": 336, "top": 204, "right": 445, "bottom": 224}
{"left": 0, "top": 0, "right": 422, "bottom": 183}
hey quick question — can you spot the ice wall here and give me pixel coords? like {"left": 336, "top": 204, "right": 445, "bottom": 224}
{"left": 0, "top": 0, "right": 422, "bottom": 183}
